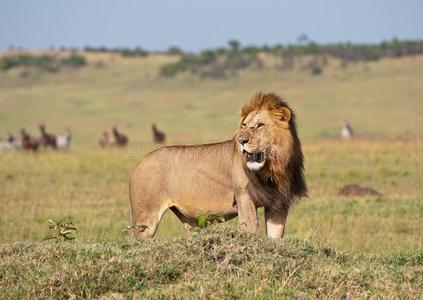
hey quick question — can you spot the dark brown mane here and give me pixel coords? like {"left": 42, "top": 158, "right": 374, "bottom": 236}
{"left": 241, "top": 92, "right": 308, "bottom": 211}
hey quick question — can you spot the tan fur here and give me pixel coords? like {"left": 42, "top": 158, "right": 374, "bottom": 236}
{"left": 129, "top": 92, "right": 307, "bottom": 239}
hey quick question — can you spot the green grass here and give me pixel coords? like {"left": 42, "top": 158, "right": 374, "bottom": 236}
{"left": 1, "top": 52, "right": 423, "bottom": 298}
{"left": 1, "top": 228, "right": 422, "bottom": 299}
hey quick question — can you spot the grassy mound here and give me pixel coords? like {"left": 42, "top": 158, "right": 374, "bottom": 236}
{"left": 1, "top": 227, "right": 421, "bottom": 299}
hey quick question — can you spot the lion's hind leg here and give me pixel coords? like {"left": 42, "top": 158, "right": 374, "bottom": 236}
{"left": 129, "top": 189, "right": 169, "bottom": 240}
{"left": 170, "top": 206, "right": 197, "bottom": 235}
{"left": 131, "top": 205, "right": 168, "bottom": 240}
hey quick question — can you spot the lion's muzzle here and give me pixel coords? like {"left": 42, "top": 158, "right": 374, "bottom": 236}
{"left": 246, "top": 151, "right": 265, "bottom": 163}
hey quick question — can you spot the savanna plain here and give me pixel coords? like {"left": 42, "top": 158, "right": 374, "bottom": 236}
{"left": 0, "top": 52, "right": 422, "bottom": 299}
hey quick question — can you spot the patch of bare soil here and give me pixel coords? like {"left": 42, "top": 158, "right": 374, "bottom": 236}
{"left": 338, "top": 184, "right": 382, "bottom": 197}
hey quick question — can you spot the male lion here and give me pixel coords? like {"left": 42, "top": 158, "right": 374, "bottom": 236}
{"left": 129, "top": 93, "right": 307, "bottom": 239}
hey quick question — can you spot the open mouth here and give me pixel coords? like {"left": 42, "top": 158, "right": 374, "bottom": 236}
{"left": 243, "top": 150, "right": 265, "bottom": 163}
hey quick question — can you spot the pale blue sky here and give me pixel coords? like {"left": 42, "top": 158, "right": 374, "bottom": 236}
{"left": 0, "top": 0, "right": 422, "bottom": 51}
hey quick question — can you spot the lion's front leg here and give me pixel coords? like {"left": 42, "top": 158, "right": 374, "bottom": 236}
{"left": 236, "top": 192, "right": 259, "bottom": 233}
{"left": 265, "top": 207, "right": 289, "bottom": 238}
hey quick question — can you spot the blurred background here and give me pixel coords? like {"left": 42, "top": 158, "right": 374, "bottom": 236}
{"left": 0, "top": 0, "right": 422, "bottom": 253}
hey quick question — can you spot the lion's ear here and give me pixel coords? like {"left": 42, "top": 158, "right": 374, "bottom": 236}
{"left": 280, "top": 107, "right": 291, "bottom": 123}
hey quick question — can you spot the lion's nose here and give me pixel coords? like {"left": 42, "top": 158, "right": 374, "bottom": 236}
{"left": 238, "top": 137, "right": 249, "bottom": 145}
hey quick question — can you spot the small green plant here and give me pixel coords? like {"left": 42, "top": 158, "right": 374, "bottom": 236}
{"left": 43, "top": 219, "right": 77, "bottom": 241}
{"left": 122, "top": 224, "right": 149, "bottom": 233}
{"left": 194, "top": 213, "right": 225, "bottom": 231}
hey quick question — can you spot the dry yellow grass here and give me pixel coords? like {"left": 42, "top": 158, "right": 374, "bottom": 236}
{"left": 0, "top": 53, "right": 422, "bottom": 144}
{"left": 0, "top": 139, "right": 422, "bottom": 254}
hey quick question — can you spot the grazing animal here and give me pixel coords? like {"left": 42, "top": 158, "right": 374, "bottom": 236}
{"left": 341, "top": 120, "right": 354, "bottom": 139}
{"left": 0, "top": 134, "right": 19, "bottom": 152}
{"left": 99, "top": 131, "right": 113, "bottom": 147}
{"left": 5, "top": 134, "right": 14, "bottom": 143}
{"left": 129, "top": 93, "right": 307, "bottom": 239}
{"left": 0, "top": 134, "right": 14, "bottom": 153}
{"left": 20, "top": 129, "right": 39, "bottom": 151}
{"left": 57, "top": 128, "right": 72, "bottom": 150}
{"left": 152, "top": 123, "right": 166, "bottom": 144}
{"left": 39, "top": 124, "right": 57, "bottom": 149}
{"left": 8, "top": 134, "right": 21, "bottom": 150}
{"left": 112, "top": 127, "right": 128, "bottom": 147}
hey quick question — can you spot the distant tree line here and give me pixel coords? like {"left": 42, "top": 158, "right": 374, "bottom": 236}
{"left": 0, "top": 53, "right": 86, "bottom": 72}
{"left": 82, "top": 46, "right": 191, "bottom": 57}
{"left": 83, "top": 46, "right": 149, "bottom": 57}
{"left": 160, "top": 38, "right": 423, "bottom": 78}
{"left": 161, "top": 40, "right": 263, "bottom": 78}
{"left": 2, "top": 38, "right": 422, "bottom": 76}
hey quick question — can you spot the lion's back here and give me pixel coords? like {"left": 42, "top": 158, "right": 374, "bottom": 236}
{"left": 130, "top": 141, "right": 235, "bottom": 199}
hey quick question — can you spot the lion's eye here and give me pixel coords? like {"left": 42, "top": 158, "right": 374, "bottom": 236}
{"left": 241, "top": 123, "right": 246, "bottom": 128}
{"left": 257, "top": 123, "right": 264, "bottom": 128}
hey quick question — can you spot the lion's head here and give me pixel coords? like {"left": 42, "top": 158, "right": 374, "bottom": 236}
{"left": 235, "top": 93, "right": 307, "bottom": 204}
